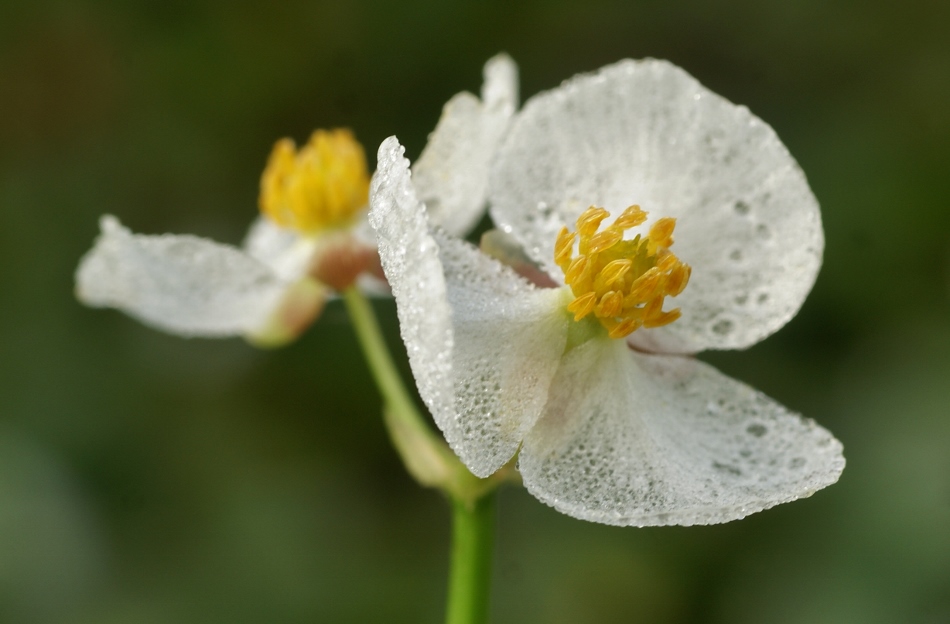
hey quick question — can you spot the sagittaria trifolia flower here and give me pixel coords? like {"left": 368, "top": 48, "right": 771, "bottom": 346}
{"left": 76, "top": 54, "right": 518, "bottom": 346}
{"left": 369, "top": 59, "right": 844, "bottom": 526}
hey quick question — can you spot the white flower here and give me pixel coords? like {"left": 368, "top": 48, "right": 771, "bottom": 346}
{"left": 76, "top": 54, "right": 518, "bottom": 346}
{"left": 369, "top": 59, "right": 844, "bottom": 526}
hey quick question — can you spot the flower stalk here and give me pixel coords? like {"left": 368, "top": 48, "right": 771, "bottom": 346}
{"left": 446, "top": 492, "right": 496, "bottom": 624}
{"left": 342, "top": 287, "right": 505, "bottom": 623}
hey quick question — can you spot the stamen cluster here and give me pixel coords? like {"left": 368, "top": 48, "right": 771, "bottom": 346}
{"left": 555, "top": 205, "right": 691, "bottom": 339}
{"left": 260, "top": 129, "right": 370, "bottom": 234}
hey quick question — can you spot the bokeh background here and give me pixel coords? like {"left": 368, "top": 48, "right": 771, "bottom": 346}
{"left": 2, "top": 1, "right": 949, "bottom": 622}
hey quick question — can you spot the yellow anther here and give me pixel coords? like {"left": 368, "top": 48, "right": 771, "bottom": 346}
{"left": 626, "top": 267, "right": 662, "bottom": 303}
{"left": 565, "top": 256, "right": 591, "bottom": 287}
{"left": 567, "top": 292, "right": 598, "bottom": 321}
{"left": 595, "top": 259, "right": 632, "bottom": 289}
{"left": 259, "top": 128, "right": 369, "bottom": 234}
{"left": 665, "top": 264, "right": 691, "bottom": 297}
{"left": 648, "top": 217, "right": 676, "bottom": 251}
{"left": 642, "top": 296, "right": 664, "bottom": 318}
{"left": 608, "top": 317, "right": 643, "bottom": 339}
{"left": 556, "top": 204, "right": 690, "bottom": 339}
{"left": 655, "top": 250, "right": 679, "bottom": 272}
{"left": 554, "top": 227, "right": 576, "bottom": 269}
{"left": 576, "top": 206, "right": 610, "bottom": 239}
{"left": 613, "top": 205, "right": 648, "bottom": 229}
{"left": 588, "top": 228, "right": 624, "bottom": 254}
{"left": 595, "top": 291, "right": 624, "bottom": 318}
{"left": 644, "top": 307, "right": 682, "bottom": 328}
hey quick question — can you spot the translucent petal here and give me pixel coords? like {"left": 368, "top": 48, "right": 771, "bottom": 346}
{"left": 411, "top": 54, "right": 519, "bottom": 238}
{"left": 481, "top": 52, "right": 519, "bottom": 110}
{"left": 519, "top": 341, "right": 844, "bottom": 526}
{"left": 490, "top": 59, "right": 823, "bottom": 353}
{"left": 242, "top": 215, "right": 316, "bottom": 281}
{"left": 348, "top": 211, "right": 392, "bottom": 297}
{"left": 436, "top": 231, "right": 569, "bottom": 475}
{"left": 76, "top": 215, "right": 287, "bottom": 337}
{"left": 370, "top": 137, "right": 568, "bottom": 476}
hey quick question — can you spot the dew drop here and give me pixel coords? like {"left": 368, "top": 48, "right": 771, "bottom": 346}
{"left": 734, "top": 200, "right": 751, "bottom": 215}
{"left": 712, "top": 319, "right": 734, "bottom": 336}
{"left": 712, "top": 461, "right": 742, "bottom": 476}
{"left": 746, "top": 423, "right": 768, "bottom": 437}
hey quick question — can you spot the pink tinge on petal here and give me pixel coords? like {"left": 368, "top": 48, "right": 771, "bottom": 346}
{"left": 309, "top": 233, "right": 387, "bottom": 292}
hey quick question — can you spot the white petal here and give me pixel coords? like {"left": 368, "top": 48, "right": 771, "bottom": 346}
{"left": 519, "top": 341, "right": 844, "bottom": 526}
{"left": 436, "top": 231, "right": 569, "bottom": 475}
{"left": 481, "top": 52, "right": 519, "bottom": 110}
{"left": 411, "top": 54, "right": 519, "bottom": 238}
{"left": 243, "top": 215, "right": 317, "bottom": 282}
{"left": 348, "top": 210, "right": 392, "bottom": 297}
{"left": 77, "top": 215, "right": 287, "bottom": 337}
{"left": 370, "top": 137, "right": 568, "bottom": 476}
{"left": 490, "top": 59, "right": 823, "bottom": 353}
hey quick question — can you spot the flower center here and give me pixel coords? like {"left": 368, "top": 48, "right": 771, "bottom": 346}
{"left": 259, "top": 129, "right": 370, "bottom": 234}
{"left": 554, "top": 205, "right": 691, "bottom": 339}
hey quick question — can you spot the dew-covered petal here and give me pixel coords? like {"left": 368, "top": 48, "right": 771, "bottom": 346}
{"left": 436, "top": 231, "right": 569, "bottom": 475}
{"left": 490, "top": 59, "right": 823, "bottom": 353}
{"left": 77, "top": 215, "right": 287, "bottom": 337}
{"left": 243, "top": 215, "right": 317, "bottom": 282}
{"left": 411, "top": 54, "right": 519, "bottom": 238}
{"left": 370, "top": 137, "right": 568, "bottom": 476}
{"left": 519, "top": 341, "right": 844, "bottom": 526}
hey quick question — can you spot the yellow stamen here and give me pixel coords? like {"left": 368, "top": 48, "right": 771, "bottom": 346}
{"left": 566, "top": 292, "right": 598, "bottom": 321}
{"left": 554, "top": 227, "right": 576, "bottom": 269}
{"left": 608, "top": 317, "right": 643, "bottom": 339}
{"left": 647, "top": 217, "right": 676, "bottom": 253}
{"left": 613, "top": 204, "right": 648, "bottom": 229}
{"left": 565, "top": 256, "right": 591, "bottom": 287}
{"left": 594, "top": 259, "right": 632, "bottom": 290}
{"left": 588, "top": 228, "right": 624, "bottom": 254}
{"left": 626, "top": 267, "right": 662, "bottom": 303}
{"left": 644, "top": 307, "right": 681, "bottom": 328}
{"left": 259, "top": 128, "right": 370, "bottom": 234}
{"left": 557, "top": 205, "right": 691, "bottom": 339}
{"left": 595, "top": 291, "right": 624, "bottom": 318}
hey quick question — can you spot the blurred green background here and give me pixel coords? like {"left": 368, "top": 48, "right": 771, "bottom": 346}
{"left": 2, "top": 0, "right": 949, "bottom": 622}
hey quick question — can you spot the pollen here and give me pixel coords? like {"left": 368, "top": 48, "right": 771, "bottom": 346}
{"left": 555, "top": 205, "right": 691, "bottom": 339}
{"left": 259, "top": 129, "right": 370, "bottom": 234}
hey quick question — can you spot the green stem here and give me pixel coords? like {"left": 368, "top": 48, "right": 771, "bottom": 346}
{"left": 446, "top": 492, "right": 497, "bottom": 624}
{"left": 342, "top": 287, "right": 420, "bottom": 428}
{"left": 342, "top": 287, "right": 501, "bottom": 624}
{"left": 344, "top": 286, "right": 447, "bottom": 485}
{"left": 342, "top": 287, "right": 514, "bottom": 499}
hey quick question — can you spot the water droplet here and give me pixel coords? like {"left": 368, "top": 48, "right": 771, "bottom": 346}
{"left": 712, "top": 319, "right": 734, "bottom": 335}
{"left": 746, "top": 423, "right": 767, "bottom": 437}
{"left": 713, "top": 461, "right": 742, "bottom": 476}
{"left": 734, "top": 200, "right": 751, "bottom": 215}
